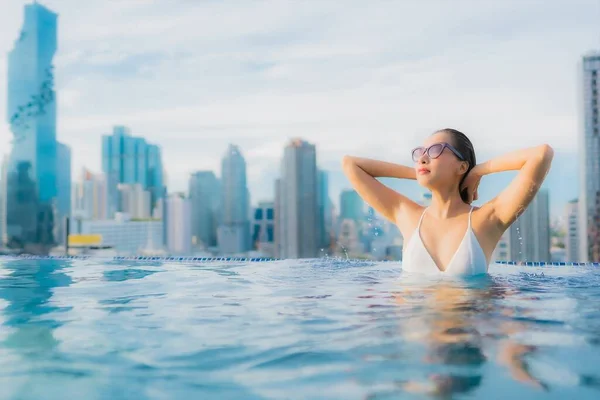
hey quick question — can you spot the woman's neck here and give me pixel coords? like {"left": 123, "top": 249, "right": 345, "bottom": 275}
{"left": 427, "top": 190, "right": 468, "bottom": 219}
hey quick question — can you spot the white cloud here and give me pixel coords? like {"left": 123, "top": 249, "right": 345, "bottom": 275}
{"left": 0, "top": 0, "right": 598, "bottom": 214}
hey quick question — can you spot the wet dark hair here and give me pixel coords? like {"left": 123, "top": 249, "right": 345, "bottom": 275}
{"left": 435, "top": 128, "right": 476, "bottom": 203}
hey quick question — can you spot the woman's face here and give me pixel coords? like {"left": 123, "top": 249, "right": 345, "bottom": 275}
{"left": 413, "top": 131, "right": 466, "bottom": 190}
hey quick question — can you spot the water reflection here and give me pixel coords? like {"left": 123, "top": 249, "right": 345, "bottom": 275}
{"left": 0, "top": 258, "right": 71, "bottom": 346}
{"left": 0, "top": 258, "right": 72, "bottom": 397}
{"left": 393, "top": 277, "right": 546, "bottom": 396}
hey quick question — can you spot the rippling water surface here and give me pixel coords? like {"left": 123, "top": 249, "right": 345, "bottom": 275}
{"left": 0, "top": 257, "right": 599, "bottom": 399}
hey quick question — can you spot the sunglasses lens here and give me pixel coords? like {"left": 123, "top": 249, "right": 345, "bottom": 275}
{"left": 412, "top": 147, "right": 424, "bottom": 162}
{"left": 428, "top": 144, "right": 443, "bottom": 158}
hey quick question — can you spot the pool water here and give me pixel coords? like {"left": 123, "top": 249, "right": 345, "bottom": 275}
{"left": 0, "top": 257, "right": 599, "bottom": 399}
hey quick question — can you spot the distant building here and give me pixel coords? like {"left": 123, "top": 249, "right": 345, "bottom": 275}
{"left": 6, "top": 2, "right": 59, "bottom": 251}
{"left": 491, "top": 230, "right": 511, "bottom": 263}
{"left": 189, "top": 171, "right": 220, "bottom": 250}
{"left": 509, "top": 189, "right": 550, "bottom": 262}
{"left": 218, "top": 144, "right": 250, "bottom": 254}
{"left": 72, "top": 168, "right": 109, "bottom": 220}
{"left": 252, "top": 201, "right": 275, "bottom": 257}
{"left": 336, "top": 219, "right": 362, "bottom": 256}
{"left": 340, "top": 189, "right": 364, "bottom": 223}
{"left": 70, "top": 213, "right": 163, "bottom": 256}
{"left": 317, "top": 169, "right": 332, "bottom": 250}
{"left": 102, "top": 126, "right": 164, "bottom": 214}
{"left": 566, "top": 199, "right": 579, "bottom": 262}
{"left": 276, "top": 139, "right": 319, "bottom": 259}
{"left": 166, "top": 193, "right": 192, "bottom": 255}
{"left": 580, "top": 53, "right": 600, "bottom": 262}
{"left": 117, "top": 183, "right": 151, "bottom": 219}
{"left": 55, "top": 142, "right": 71, "bottom": 245}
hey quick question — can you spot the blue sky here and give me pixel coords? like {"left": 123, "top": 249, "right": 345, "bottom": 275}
{"left": 0, "top": 0, "right": 599, "bottom": 219}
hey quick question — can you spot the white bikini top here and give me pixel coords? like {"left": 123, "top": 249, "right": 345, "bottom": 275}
{"left": 402, "top": 206, "right": 489, "bottom": 276}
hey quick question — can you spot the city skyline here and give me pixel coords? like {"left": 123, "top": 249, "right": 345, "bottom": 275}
{"left": 1, "top": 1, "right": 599, "bottom": 219}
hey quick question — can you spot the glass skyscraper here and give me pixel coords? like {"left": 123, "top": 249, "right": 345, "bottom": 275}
{"left": 276, "top": 139, "right": 319, "bottom": 259}
{"left": 189, "top": 171, "right": 220, "bottom": 249}
{"left": 6, "top": 2, "right": 59, "bottom": 251}
{"left": 102, "top": 126, "right": 164, "bottom": 214}
{"left": 217, "top": 144, "right": 250, "bottom": 254}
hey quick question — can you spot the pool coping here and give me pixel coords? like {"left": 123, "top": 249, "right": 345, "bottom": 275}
{"left": 0, "top": 255, "right": 598, "bottom": 267}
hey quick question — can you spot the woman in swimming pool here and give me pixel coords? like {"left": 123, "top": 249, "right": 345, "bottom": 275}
{"left": 341, "top": 128, "right": 554, "bottom": 275}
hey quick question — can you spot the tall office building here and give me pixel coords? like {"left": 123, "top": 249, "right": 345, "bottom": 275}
{"left": 580, "top": 54, "right": 600, "bottom": 262}
{"left": 509, "top": 189, "right": 551, "bottom": 262}
{"left": 189, "top": 171, "right": 220, "bottom": 249}
{"left": 317, "top": 169, "right": 332, "bottom": 250}
{"left": 55, "top": 142, "right": 71, "bottom": 244}
{"left": 218, "top": 144, "right": 250, "bottom": 254}
{"left": 566, "top": 199, "right": 579, "bottom": 262}
{"left": 6, "top": 2, "right": 59, "bottom": 251}
{"left": 337, "top": 219, "right": 361, "bottom": 256}
{"left": 276, "top": 139, "right": 319, "bottom": 259}
{"left": 146, "top": 144, "right": 164, "bottom": 210}
{"left": 274, "top": 178, "right": 282, "bottom": 257}
{"left": 117, "top": 183, "right": 151, "bottom": 219}
{"left": 102, "top": 126, "right": 164, "bottom": 214}
{"left": 166, "top": 193, "right": 192, "bottom": 255}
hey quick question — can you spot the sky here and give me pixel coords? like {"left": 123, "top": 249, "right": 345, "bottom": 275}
{"left": 0, "top": 0, "right": 599, "bottom": 219}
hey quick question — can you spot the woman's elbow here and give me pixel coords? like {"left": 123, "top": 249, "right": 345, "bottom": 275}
{"left": 537, "top": 144, "right": 554, "bottom": 163}
{"left": 342, "top": 155, "right": 356, "bottom": 170}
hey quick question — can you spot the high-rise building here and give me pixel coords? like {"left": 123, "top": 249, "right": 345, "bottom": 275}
{"left": 274, "top": 178, "right": 282, "bottom": 257}
{"left": 146, "top": 144, "right": 164, "bottom": 210}
{"left": 189, "top": 171, "right": 220, "bottom": 250}
{"left": 336, "top": 219, "right": 361, "bottom": 256}
{"left": 6, "top": 2, "right": 59, "bottom": 251}
{"left": 580, "top": 53, "right": 600, "bottom": 262}
{"left": 218, "top": 144, "right": 250, "bottom": 254}
{"left": 491, "top": 230, "right": 511, "bottom": 263}
{"left": 166, "top": 193, "right": 191, "bottom": 255}
{"left": 102, "top": 126, "right": 164, "bottom": 214}
{"left": 340, "top": 189, "right": 364, "bottom": 223}
{"left": 509, "top": 189, "right": 551, "bottom": 262}
{"left": 566, "top": 199, "right": 579, "bottom": 262}
{"left": 55, "top": 142, "right": 71, "bottom": 244}
{"left": 317, "top": 169, "right": 332, "bottom": 250}
{"left": 252, "top": 201, "right": 275, "bottom": 257}
{"left": 276, "top": 139, "right": 319, "bottom": 259}
{"left": 117, "top": 183, "right": 151, "bottom": 220}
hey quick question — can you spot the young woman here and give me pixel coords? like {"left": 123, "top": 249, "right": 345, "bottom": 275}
{"left": 342, "top": 128, "right": 554, "bottom": 275}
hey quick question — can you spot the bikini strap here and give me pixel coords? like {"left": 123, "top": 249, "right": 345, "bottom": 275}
{"left": 468, "top": 206, "right": 474, "bottom": 229}
{"left": 417, "top": 207, "right": 428, "bottom": 228}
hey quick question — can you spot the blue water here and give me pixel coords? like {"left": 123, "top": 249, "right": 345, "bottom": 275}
{"left": 0, "top": 257, "right": 599, "bottom": 399}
